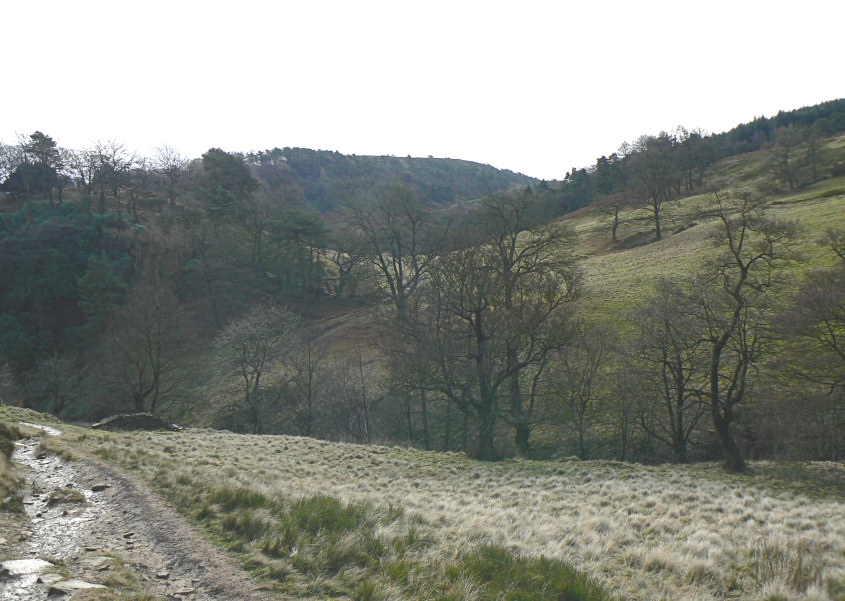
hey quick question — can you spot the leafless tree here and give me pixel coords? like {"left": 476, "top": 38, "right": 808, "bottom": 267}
{"left": 153, "top": 145, "right": 190, "bottom": 207}
{"left": 402, "top": 190, "right": 579, "bottom": 460}
{"left": 629, "top": 279, "right": 707, "bottom": 463}
{"left": 215, "top": 304, "right": 300, "bottom": 433}
{"left": 347, "top": 182, "right": 449, "bottom": 320}
{"left": 690, "top": 192, "right": 795, "bottom": 471}
{"left": 102, "top": 285, "right": 193, "bottom": 416}
{"left": 549, "top": 324, "right": 610, "bottom": 460}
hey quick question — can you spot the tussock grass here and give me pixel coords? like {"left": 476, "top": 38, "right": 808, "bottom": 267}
{"left": 59, "top": 428, "right": 844, "bottom": 601}
{"left": 0, "top": 420, "right": 25, "bottom": 512}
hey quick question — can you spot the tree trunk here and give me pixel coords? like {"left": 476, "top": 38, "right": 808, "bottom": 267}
{"left": 420, "top": 390, "right": 430, "bottom": 450}
{"left": 476, "top": 401, "right": 501, "bottom": 461}
{"left": 713, "top": 411, "right": 745, "bottom": 471}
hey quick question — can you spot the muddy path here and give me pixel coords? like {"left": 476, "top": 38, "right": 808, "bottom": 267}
{"left": 2, "top": 425, "right": 274, "bottom": 600}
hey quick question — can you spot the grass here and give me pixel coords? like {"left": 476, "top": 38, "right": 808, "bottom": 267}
{"left": 570, "top": 175, "right": 845, "bottom": 327}
{"left": 0, "top": 421, "right": 25, "bottom": 513}
{"left": 39, "top": 423, "right": 841, "bottom": 601}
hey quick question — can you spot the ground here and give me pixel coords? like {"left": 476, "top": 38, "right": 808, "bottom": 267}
{"left": 0, "top": 422, "right": 273, "bottom": 601}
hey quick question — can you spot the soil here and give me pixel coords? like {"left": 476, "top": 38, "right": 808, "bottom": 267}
{"left": 1, "top": 425, "right": 275, "bottom": 601}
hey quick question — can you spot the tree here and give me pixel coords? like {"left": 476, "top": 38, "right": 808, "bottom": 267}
{"left": 0, "top": 142, "right": 25, "bottom": 182}
{"left": 90, "top": 141, "right": 135, "bottom": 213}
{"left": 478, "top": 190, "right": 579, "bottom": 456}
{"left": 22, "top": 131, "right": 60, "bottom": 169}
{"left": 324, "top": 223, "right": 369, "bottom": 298}
{"left": 348, "top": 182, "right": 448, "bottom": 320}
{"left": 200, "top": 148, "right": 258, "bottom": 224}
{"left": 626, "top": 132, "right": 681, "bottom": 240}
{"left": 404, "top": 190, "right": 578, "bottom": 460}
{"left": 284, "top": 335, "right": 327, "bottom": 437}
{"left": 629, "top": 279, "right": 707, "bottom": 463}
{"left": 596, "top": 192, "right": 628, "bottom": 243}
{"left": 268, "top": 207, "right": 327, "bottom": 299}
{"left": 153, "top": 145, "right": 189, "bottom": 207}
{"left": 323, "top": 348, "right": 379, "bottom": 443}
{"left": 101, "top": 285, "right": 192, "bottom": 415}
{"left": 783, "top": 229, "right": 845, "bottom": 392}
{"left": 550, "top": 324, "right": 610, "bottom": 460}
{"left": 77, "top": 254, "right": 129, "bottom": 336}
{"left": 124, "top": 158, "right": 154, "bottom": 220}
{"left": 690, "top": 193, "right": 795, "bottom": 471}
{"left": 767, "top": 126, "right": 811, "bottom": 192}
{"left": 0, "top": 163, "right": 57, "bottom": 204}
{"left": 215, "top": 304, "right": 299, "bottom": 434}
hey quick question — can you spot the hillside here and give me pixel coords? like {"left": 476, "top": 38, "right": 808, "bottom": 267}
{"left": 247, "top": 147, "right": 539, "bottom": 211}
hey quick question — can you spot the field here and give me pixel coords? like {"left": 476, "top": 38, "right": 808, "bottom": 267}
{"left": 36, "top": 421, "right": 842, "bottom": 601}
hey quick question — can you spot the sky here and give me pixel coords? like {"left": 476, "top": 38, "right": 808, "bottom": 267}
{"left": 3, "top": 0, "right": 843, "bottom": 180}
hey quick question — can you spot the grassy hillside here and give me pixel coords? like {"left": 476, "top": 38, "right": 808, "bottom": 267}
{"left": 566, "top": 151, "right": 845, "bottom": 325}
{"left": 20, "top": 412, "right": 842, "bottom": 601}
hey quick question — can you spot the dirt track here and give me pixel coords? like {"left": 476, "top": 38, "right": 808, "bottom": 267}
{"left": 2, "top": 426, "right": 274, "bottom": 600}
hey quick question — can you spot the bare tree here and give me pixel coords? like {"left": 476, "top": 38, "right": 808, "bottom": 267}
{"left": 102, "top": 285, "right": 192, "bottom": 416}
{"left": 0, "top": 142, "right": 25, "bottom": 182}
{"left": 549, "top": 324, "right": 610, "bottom": 460}
{"left": 215, "top": 305, "right": 300, "bottom": 433}
{"left": 347, "top": 182, "right": 448, "bottom": 320}
{"left": 324, "top": 348, "right": 379, "bottom": 443}
{"left": 782, "top": 229, "right": 845, "bottom": 393}
{"left": 153, "top": 145, "right": 190, "bottom": 207}
{"left": 626, "top": 132, "right": 681, "bottom": 240}
{"left": 691, "top": 192, "right": 795, "bottom": 471}
{"left": 285, "top": 336, "right": 327, "bottom": 437}
{"left": 629, "top": 279, "right": 707, "bottom": 463}
{"left": 403, "top": 191, "right": 579, "bottom": 460}
{"left": 324, "top": 225, "right": 369, "bottom": 298}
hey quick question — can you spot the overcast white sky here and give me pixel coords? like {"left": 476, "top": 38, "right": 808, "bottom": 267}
{"left": 3, "top": 0, "right": 843, "bottom": 180}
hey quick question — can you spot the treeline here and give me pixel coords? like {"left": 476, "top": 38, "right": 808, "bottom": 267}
{"left": 245, "top": 147, "right": 537, "bottom": 210}
{"left": 549, "top": 97, "right": 845, "bottom": 220}
{"left": 202, "top": 188, "right": 845, "bottom": 471}
{"left": 0, "top": 133, "right": 536, "bottom": 423}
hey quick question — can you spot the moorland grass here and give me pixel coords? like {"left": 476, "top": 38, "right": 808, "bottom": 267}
{"left": 48, "top": 425, "right": 844, "bottom": 601}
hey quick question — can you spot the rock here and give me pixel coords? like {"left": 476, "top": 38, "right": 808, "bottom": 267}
{"left": 123, "top": 531, "right": 135, "bottom": 538}
{"left": 84, "top": 557, "right": 112, "bottom": 571}
{"left": 48, "top": 579, "right": 106, "bottom": 595}
{"left": 91, "top": 483, "right": 109, "bottom": 492}
{"left": 37, "top": 573, "right": 64, "bottom": 585}
{"left": 1, "top": 558, "right": 54, "bottom": 575}
{"left": 156, "top": 571, "right": 170, "bottom": 579}
{"left": 91, "top": 413, "right": 180, "bottom": 432}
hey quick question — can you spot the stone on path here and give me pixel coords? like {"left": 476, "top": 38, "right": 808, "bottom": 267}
{"left": 1, "top": 558, "right": 54, "bottom": 575}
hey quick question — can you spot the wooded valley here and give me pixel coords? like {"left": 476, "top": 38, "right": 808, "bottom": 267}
{"left": 2, "top": 99, "right": 844, "bottom": 470}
